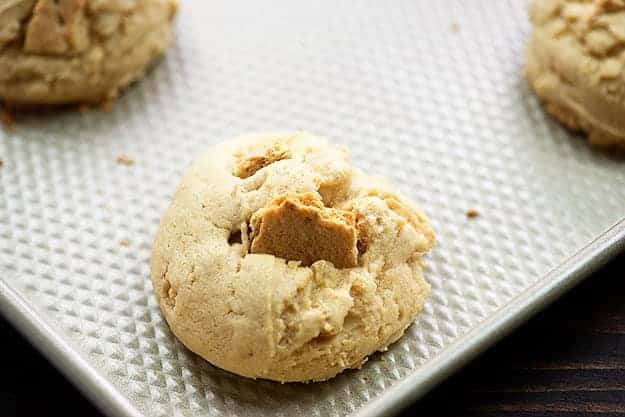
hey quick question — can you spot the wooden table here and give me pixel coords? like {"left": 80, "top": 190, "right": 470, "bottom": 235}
{"left": 2, "top": 254, "right": 624, "bottom": 416}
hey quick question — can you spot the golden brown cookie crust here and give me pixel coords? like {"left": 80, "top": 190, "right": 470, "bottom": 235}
{"left": 525, "top": 0, "right": 625, "bottom": 147}
{"left": 0, "top": 0, "right": 178, "bottom": 106}
{"left": 24, "top": 0, "right": 89, "bottom": 54}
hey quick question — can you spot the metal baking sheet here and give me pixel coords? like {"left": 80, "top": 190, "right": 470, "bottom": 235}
{"left": 1, "top": 1, "right": 625, "bottom": 416}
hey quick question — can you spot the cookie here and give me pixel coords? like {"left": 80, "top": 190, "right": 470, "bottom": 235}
{"left": 525, "top": 0, "right": 625, "bottom": 147}
{"left": 0, "top": 0, "right": 178, "bottom": 107}
{"left": 151, "top": 132, "right": 435, "bottom": 382}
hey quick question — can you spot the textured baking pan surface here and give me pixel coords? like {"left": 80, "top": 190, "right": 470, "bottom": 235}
{"left": 1, "top": 1, "right": 624, "bottom": 417}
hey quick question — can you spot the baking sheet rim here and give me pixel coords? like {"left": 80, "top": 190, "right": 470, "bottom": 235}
{"left": 357, "top": 217, "right": 625, "bottom": 417}
{"left": 1, "top": 218, "right": 624, "bottom": 417}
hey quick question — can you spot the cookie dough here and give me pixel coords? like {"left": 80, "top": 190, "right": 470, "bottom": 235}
{"left": 151, "top": 132, "right": 435, "bottom": 382}
{"left": 0, "top": 0, "right": 178, "bottom": 106}
{"left": 525, "top": 0, "right": 625, "bottom": 147}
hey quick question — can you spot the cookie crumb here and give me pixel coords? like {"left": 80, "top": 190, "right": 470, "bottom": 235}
{"left": 100, "top": 99, "right": 114, "bottom": 112}
{"left": 0, "top": 109, "right": 15, "bottom": 131}
{"left": 466, "top": 208, "right": 479, "bottom": 218}
{"left": 450, "top": 22, "right": 460, "bottom": 33}
{"left": 116, "top": 154, "right": 135, "bottom": 166}
{"left": 79, "top": 104, "right": 91, "bottom": 113}
{"left": 0, "top": 160, "right": 3, "bottom": 168}
{"left": 119, "top": 239, "right": 130, "bottom": 247}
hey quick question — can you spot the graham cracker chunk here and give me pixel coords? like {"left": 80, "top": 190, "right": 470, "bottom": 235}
{"left": 234, "top": 143, "right": 291, "bottom": 179}
{"left": 250, "top": 193, "right": 358, "bottom": 268}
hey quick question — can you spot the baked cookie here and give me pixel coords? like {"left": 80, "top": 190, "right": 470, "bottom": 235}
{"left": 151, "top": 132, "right": 435, "bottom": 382}
{"left": 525, "top": 0, "right": 625, "bottom": 147}
{"left": 0, "top": 0, "right": 178, "bottom": 107}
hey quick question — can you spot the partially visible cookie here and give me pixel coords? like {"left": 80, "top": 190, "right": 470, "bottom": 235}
{"left": 0, "top": 0, "right": 178, "bottom": 107}
{"left": 151, "top": 132, "right": 435, "bottom": 382}
{"left": 525, "top": 0, "right": 625, "bottom": 147}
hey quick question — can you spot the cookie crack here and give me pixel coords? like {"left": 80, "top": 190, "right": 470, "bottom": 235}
{"left": 160, "top": 260, "right": 176, "bottom": 309}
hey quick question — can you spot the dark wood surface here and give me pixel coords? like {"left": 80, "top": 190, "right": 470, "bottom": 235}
{"left": 2, "top": 254, "right": 624, "bottom": 417}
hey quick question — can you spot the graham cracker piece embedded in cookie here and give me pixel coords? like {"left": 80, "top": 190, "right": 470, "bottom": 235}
{"left": 234, "top": 143, "right": 291, "bottom": 179}
{"left": 24, "top": 0, "right": 89, "bottom": 54}
{"left": 249, "top": 193, "right": 359, "bottom": 268}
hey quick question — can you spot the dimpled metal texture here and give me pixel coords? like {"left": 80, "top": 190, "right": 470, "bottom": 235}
{"left": 1, "top": 1, "right": 625, "bottom": 416}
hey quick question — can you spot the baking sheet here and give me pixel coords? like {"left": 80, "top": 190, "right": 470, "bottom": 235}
{"left": 1, "top": 1, "right": 625, "bottom": 417}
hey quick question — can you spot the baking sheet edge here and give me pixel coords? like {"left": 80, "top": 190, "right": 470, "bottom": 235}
{"left": 1, "top": 218, "right": 624, "bottom": 417}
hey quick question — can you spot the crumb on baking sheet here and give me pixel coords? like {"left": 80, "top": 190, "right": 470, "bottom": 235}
{"left": 450, "top": 22, "right": 460, "bottom": 33}
{"left": 466, "top": 208, "right": 479, "bottom": 218}
{"left": 116, "top": 154, "right": 135, "bottom": 166}
{"left": 100, "top": 99, "right": 114, "bottom": 112}
{"left": 0, "top": 108, "right": 15, "bottom": 131}
{"left": 119, "top": 239, "right": 130, "bottom": 247}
